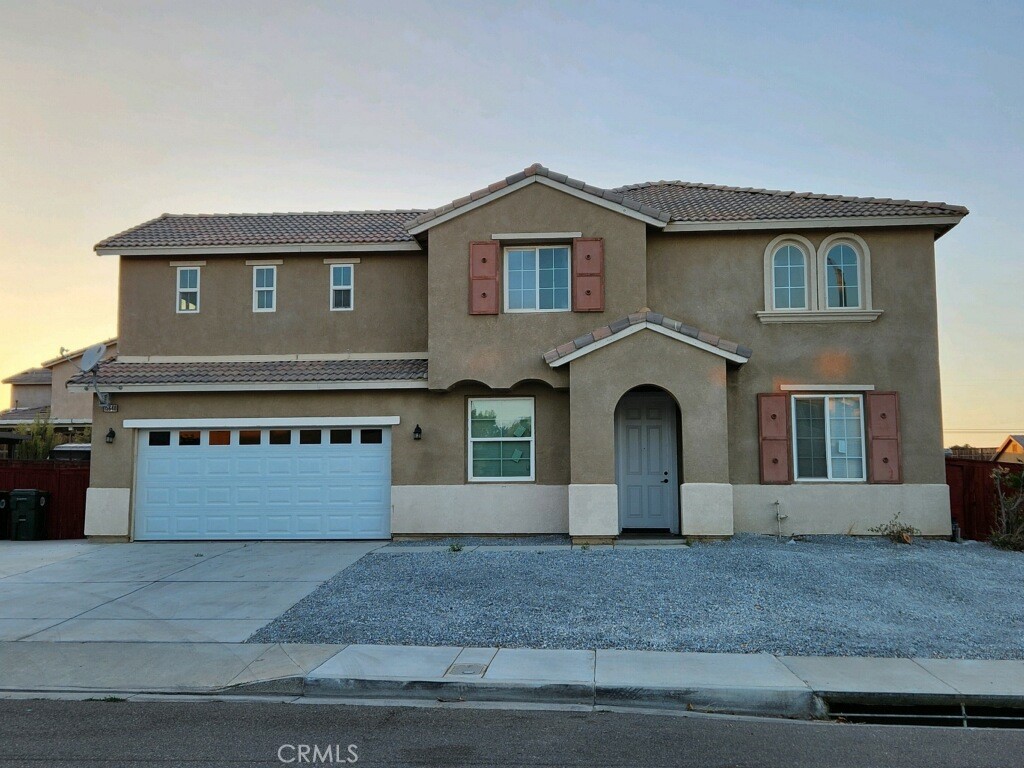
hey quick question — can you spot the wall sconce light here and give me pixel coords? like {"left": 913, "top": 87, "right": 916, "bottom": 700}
{"left": 413, "top": 424, "right": 422, "bottom": 441}
{"left": 105, "top": 428, "right": 116, "bottom": 444}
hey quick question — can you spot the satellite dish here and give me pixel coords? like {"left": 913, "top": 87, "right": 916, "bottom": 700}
{"left": 80, "top": 343, "right": 108, "bottom": 373}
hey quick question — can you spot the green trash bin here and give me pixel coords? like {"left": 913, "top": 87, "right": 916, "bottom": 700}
{"left": 0, "top": 491, "right": 9, "bottom": 539}
{"left": 10, "top": 489, "right": 49, "bottom": 541}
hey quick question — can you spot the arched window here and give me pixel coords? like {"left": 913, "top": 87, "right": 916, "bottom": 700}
{"left": 824, "top": 243, "right": 861, "bottom": 309}
{"left": 772, "top": 244, "right": 807, "bottom": 309}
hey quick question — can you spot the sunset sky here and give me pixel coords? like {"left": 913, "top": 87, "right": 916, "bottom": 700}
{"left": 1, "top": 0, "right": 1021, "bottom": 446}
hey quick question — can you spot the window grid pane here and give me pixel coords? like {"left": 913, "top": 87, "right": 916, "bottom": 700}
{"left": 772, "top": 245, "right": 806, "bottom": 309}
{"left": 826, "top": 244, "right": 860, "bottom": 308}
{"left": 469, "top": 398, "right": 534, "bottom": 480}
{"left": 506, "top": 247, "right": 569, "bottom": 311}
{"left": 794, "top": 398, "right": 827, "bottom": 478}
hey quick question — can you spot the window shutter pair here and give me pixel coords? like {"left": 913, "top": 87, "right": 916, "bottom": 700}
{"left": 467, "top": 238, "right": 605, "bottom": 314}
{"left": 757, "top": 391, "right": 902, "bottom": 484}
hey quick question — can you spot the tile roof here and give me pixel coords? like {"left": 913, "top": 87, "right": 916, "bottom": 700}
{"left": 407, "top": 164, "right": 671, "bottom": 230}
{"left": 0, "top": 405, "right": 51, "bottom": 423}
{"left": 614, "top": 181, "right": 968, "bottom": 222}
{"left": 96, "top": 211, "right": 426, "bottom": 250}
{"left": 95, "top": 164, "right": 968, "bottom": 251}
{"left": 2, "top": 367, "right": 52, "bottom": 386}
{"left": 71, "top": 359, "right": 428, "bottom": 387}
{"left": 543, "top": 310, "right": 752, "bottom": 365}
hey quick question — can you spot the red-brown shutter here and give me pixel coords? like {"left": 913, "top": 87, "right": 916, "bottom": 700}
{"left": 866, "top": 391, "right": 902, "bottom": 483}
{"left": 469, "top": 240, "right": 499, "bottom": 315}
{"left": 572, "top": 237, "right": 604, "bottom": 312}
{"left": 758, "top": 393, "right": 792, "bottom": 484}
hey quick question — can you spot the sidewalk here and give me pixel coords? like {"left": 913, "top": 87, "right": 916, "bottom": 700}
{"left": 2, "top": 641, "right": 1023, "bottom": 719}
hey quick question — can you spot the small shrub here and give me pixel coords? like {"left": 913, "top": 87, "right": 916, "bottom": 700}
{"left": 14, "top": 416, "right": 64, "bottom": 460}
{"left": 870, "top": 511, "right": 920, "bottom": 544}
{"left": 990, "top": 466, "right": 1024, "bottom": 551}
{"left": 449, "top": 542, "right": 463, "bottom": 553}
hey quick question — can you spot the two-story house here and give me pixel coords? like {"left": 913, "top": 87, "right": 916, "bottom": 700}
{"left": 75, "top": 164, "right": 966, "bottom": 542}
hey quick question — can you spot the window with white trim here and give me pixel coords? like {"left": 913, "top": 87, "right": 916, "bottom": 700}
{"left": 330, "top": 264, "right": 354, "bottom": 311}
{"left": 468, "top": 397, "right": 535, "bottom": 481}
{"left": 792, "top": 394, "right": 866, "bottom": 481}
{"left": 253, "top": 265, "right": 276, "bottom": 312}
{"left": 505, "top": 246, "right": 570, "bottom": 312}
{"left": 824, "top": 243, "right": 861, "bottom": 309}
{"left": 771, "top": 243, "right": 808, "bottom": 309}
{"left": 176, "top": 267, "right": 200, "bottom": 313}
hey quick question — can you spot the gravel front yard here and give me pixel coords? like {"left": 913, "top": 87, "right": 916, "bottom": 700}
{"left": 250, "top": 536, "right": 1024, "bottom": 659}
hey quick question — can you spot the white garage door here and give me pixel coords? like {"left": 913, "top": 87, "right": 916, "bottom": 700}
{"left": 134, "top": 425, "right": 391, "bottom": 540}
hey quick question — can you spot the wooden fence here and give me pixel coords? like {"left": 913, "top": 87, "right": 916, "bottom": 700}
{"left": 946, "top": 457, "right": 1023, "bottom": 541}
{"left": 0, "top": 460, "right": 90, "bottom": 539}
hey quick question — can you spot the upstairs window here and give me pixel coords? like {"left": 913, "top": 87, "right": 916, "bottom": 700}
{"left": 253, "top": 266, "right": 276, "bottom": 312}
{"left": 330, "top": 264, "right": 354, "bottom": 311}
{"left": 505, "top": 246, "right": 570, "bottom": 312}
{"left": 176, "top": 267, "right": 200, "bottom": 313}
{"left": 771, "top": 244, "right": 807, "bottom": 310}
{"left": 824, "top": 243, "right": 861, "bottom": 309}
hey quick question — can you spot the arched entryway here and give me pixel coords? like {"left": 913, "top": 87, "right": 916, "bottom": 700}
{"left": 614, "top": 386, "right": 681, "bottom": 534}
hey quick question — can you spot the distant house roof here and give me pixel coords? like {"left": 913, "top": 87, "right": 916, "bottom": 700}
{"left": 994, "top": 435, "right": 1024, "bottom": 462}
{"left": 1, "top": 368, "right": 51, "bottom": 386}
{"left": 0, "top": 405, "right": 51, "bottom": 424}
{"left": 95, "top": 212, "right": 426, "bottom": 253}
{"left": 40, "top": 338, "right": 118, "bottom": 368}
{"left": 68, "top": 358, "right": 428, "bottom": 391}
{"left": 543, "top": 309, "right": 752, "bottom": 367}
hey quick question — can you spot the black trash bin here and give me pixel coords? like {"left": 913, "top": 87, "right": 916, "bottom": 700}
{"left": 0, "top": 491, "right": 9, "bottom": 539}
{"left": 10, "top": 489, "right": 49, "bottom": 541}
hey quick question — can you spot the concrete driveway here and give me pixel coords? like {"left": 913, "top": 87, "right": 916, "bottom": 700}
{"left": 0, "top": 540, "right": 384, "bottom": 643}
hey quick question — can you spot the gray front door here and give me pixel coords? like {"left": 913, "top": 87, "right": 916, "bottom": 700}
{"left": 615, "top": 391, "right": 679, "bottom": 533}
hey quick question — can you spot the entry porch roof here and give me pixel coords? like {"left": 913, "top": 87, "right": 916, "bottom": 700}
{"left": 543, "top": 310, "right": 752, "bottom": 367}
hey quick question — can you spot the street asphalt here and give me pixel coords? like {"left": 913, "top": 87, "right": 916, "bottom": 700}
{"left": 1, "top": 698, "right": 1023, "bottom": 767}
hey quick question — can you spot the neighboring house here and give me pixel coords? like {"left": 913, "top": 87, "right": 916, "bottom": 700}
{"left": 946, "top": 445, "right": 998, "bottom": 461}
{"left": 1, "top": 340, "right": 118, "bottom": 431}
{"left": 75, "top": 164, "right": 967, "bottom": 541}
{"left": 993, "top": 435, "right": 1024, "bottom": 465}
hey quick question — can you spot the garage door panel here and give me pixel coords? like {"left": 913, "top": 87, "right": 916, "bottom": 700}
{"left": 135, "top": 426, "right": 391, "bottom": 540}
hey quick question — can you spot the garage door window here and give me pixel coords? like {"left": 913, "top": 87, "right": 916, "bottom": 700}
{"left": 239, "top": 430, "right": 262, "bottom": 445}
{"left": 300, "top": 429, "right": 322, "bottom": 445}
{"left": 330, "top": 429, "right": 352, "bottom": 444}
{"left": 148, "top": 431, "right": 171, "bottom": 447}
{"left": 360, "top": 429, "right": 383, "bottom": 444}
{"left": 209, "top": 430, "right": 231, "bottom": 446}
{"left": 269, "top": 429, "right": 292, "bottom": 445}
{"left": 178, "top": 431, "right": 201, "bottom": 446}
{"left": 468, "top": 398, "right": 535, "bottom": 481}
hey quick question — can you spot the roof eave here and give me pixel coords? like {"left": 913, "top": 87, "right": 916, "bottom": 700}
{"left": 95, "top": 241, "right": 422, "bottom": 256}
{"left": 67, "top": 380, "right": 429, "bottom": 393}
{"left": 660, "top": 214, "right": 966, "bottom": 236}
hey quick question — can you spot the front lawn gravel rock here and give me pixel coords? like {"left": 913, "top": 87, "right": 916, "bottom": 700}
{"left": 249, "top": 535, "right": 1024, "bottom": 658}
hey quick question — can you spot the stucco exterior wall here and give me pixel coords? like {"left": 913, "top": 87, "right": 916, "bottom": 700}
{"left": 117, "top": 253, "right": 427, "bottom": 357}
{"left": 9, "top": 383, "right": 49, "bottom": 410}
{"left": 568, "top": 330, "right": 730, "bottom": 486}
{"left": 50, "top": 352, "right": 117, "bottom": 421}
{"left": 426, "top": 183, "right": 649, "bottom": 389}
{"left": 89, "top": 383, "right": 570, "bottom": 491}
{"left": 646, "top": 227, "right": 946, "bottom": 485}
